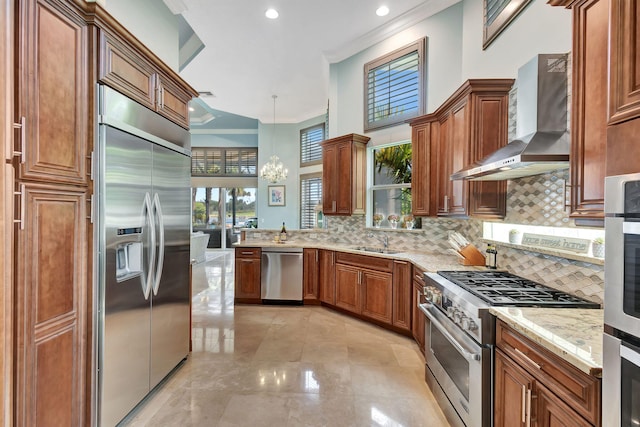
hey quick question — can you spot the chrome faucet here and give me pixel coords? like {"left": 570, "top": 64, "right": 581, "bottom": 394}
{"left": 367, "top": 232, "right": 388, "bottom": 249}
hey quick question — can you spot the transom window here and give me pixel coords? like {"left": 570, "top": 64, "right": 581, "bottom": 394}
{"left": 369, "top": 141, "right": 418, "bottom": 229}
{"left": 364, "top": 38, "right": 427, "bottom": 132}
{"left": 191, "top": 148, "right": 257, "bottom": 177}
{"left": 300, "top": 123, "right": 325, "bottom": 166}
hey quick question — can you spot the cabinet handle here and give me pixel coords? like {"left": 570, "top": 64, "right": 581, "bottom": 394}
{"left": 89, "top": 194, "right": 94, "bottom": 224}
{"left": 161, "top": 86, "right": 165, "bottom": 109}
{"left": 525, "top": 388, "right": 532, "bottom": 427}
{"left": 443, "top": 195, "right": 449, "bottom": 212}
{"left": 12, "top": 116, "right": 26, "bottom": 163}
{"left": 514, "top": 347, "right": 543, "bottom": 370}
{"left": 14, "top": 184, "right": 25, "bottom": 230}
{"left": 241, "top": 251, "right": 254, "bottom": 255}
{"left": 521, "top": 385, "right": 526, "bottom": 424}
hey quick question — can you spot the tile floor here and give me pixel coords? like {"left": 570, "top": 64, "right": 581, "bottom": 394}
{"left": 121, "top": 250, "right": 450, "bottom": 426}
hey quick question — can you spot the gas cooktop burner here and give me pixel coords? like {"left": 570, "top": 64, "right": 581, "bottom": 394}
{"left": 437, "top": 270, "right": 600, "bottom": 308}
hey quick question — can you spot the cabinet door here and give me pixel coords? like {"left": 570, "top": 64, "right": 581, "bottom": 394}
{"left": 392, "top": 261, "right": 411, "bottom": 331}
{"left": 303, "top": 248, "right": 319, "bottom": 304}
{"left": 469, "top": 94, "right": 508, "bottom": 219}
{"left": 335, "top": 141, "right": 353, "bottom": 215}
{"left": 494, "top": 349, "right": 535, "bottom": 427}
{"left": 335, "top": 264, "right": 360, "bottom": 313}
{"left": 570, "top": 0, "right": 608, "bottom": 221}
{"left": 156, "top": 73, "right": 192, "bottom": 129}
{"left": 448, "top": 101, "right": 469, "bottom": 216}
{"left": 411, "top": 121, "right": 434, "bottom": 216}
{"left": 18, "top": 0, "right": 89, "bottom": 185}
{"left": 318, "top": 250, "right": 335, "bottom": 304}
{"left": 98, "top": 29, "right": 156, "bottom": 112}
{"left": 234, "top": 258, "right": 261, "bottom": 300}
{"left": 411, "top": 279, "right": 426, "bottom": 353}
{"left": 536, "top": 382, "right": 593, "bottom": 427}
{"left": 609, "top": 0, "right": 640, "bottom": 124}
{"left": 436, "top": 114, "right": 451, "bottom": 215}
{"left": 361, "top": 269, "right": 393, "bottom": 324}
{"left": 15, "top": 184, "right": 88, "bottom": 427}
{"left": 322, "top": 143, "right": 338, "bottom": 215}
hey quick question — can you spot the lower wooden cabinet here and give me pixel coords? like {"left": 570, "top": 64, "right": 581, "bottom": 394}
{"left": 360, "top": 269, "right": 393, "bottom": 323}
{"left": 234, "top": 247, "right": 261, "bottom": 302}
{"left": 411, "top": 268, "right": 426, "bottom": 353}
{"left": 303, "top": 248, "right": 320, "bottom": 304}
{"left": 392, "top": 261, "right": 411, "bottom": 331}
{"left": 494, "top": 320, "right": 601, "bottom": 427}
{"left": 319, "top": 250, "right": 335, "bottom": 304}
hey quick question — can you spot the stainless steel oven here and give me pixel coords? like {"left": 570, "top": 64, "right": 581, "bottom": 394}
{"left": 604, "top": 173, "right": 640, "bottom": 426}
{"left": 420, "top": 302, "right": 491, "bottom": 427}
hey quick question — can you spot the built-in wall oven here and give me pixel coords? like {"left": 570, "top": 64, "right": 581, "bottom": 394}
{"left": 603, "top": 173, "right": 640, "bottom": 427}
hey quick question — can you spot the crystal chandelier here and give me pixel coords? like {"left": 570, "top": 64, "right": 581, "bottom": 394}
{"left": 260, "top": 95, "right": 288, "bottom": 183}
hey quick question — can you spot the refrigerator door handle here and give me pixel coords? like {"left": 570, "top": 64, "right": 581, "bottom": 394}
{"left": 152, "top": 193, "right": 165, "bottom": 295}
{"left": 143, "top": 192, "right": 156, "bottom": 299}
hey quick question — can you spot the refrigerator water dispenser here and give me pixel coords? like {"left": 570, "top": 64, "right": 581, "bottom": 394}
{"left": 115, "top": 241, "right": 143, "bottom": 282}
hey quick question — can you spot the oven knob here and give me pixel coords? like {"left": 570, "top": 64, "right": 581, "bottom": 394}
{"left": 463, "top": 318, "right": 478, "bottom": 331}
{"left": 454, "top": 311, "right": 462, "bottom": 324}
{"left": 447, "top": 306, "right": 455, "bottom": 317}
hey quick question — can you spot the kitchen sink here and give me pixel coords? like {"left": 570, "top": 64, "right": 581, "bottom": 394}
{"left": 353, "top": 246, "right": 401, "bottom": 255}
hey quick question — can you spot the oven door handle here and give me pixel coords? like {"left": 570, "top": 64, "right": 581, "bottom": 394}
{"left": 419, "top": 302, "right": 481, "bottom": 362}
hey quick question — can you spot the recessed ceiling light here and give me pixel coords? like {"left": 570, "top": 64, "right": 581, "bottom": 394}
{"left": 265, "top": 8, "right": 279, "bottom": 19}
{"left": 376, "top": 6, "right": 389, "bottom": 16}
{"left": 189, "top": 106, "right": 195, "bottom": 112}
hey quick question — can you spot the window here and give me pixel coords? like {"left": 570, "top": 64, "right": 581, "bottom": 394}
{"left": 364, "top": 38, "right": 427, "bottom": 132}
{"left": 300, "top": 123, "right": 325, "bottom": 166}
{"left": 191, "top": 148, "right": 257, "bottom": 176}
{"left": 369, "top": 141, "right": 418, "bottom": 229}
{"left": 300, "top": 173, "right": 322, "bottom": 229}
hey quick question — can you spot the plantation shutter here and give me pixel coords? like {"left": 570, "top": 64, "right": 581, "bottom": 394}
{"left": 300, "top": 174, "right": 322, "bottom": 229}
{"left": 300, "top": 124, "right": 325, "bottom": 166}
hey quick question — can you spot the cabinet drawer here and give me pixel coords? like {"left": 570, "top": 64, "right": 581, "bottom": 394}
{"left": 495, "top": 320, "right": 601, "bottom": 425}
{"left": 335, "top": 252, "right": 393, "bottom": 272}
{"left": 413, "top": 267, "right": 425, "bottom": 286}
{"left": 235, "top": 247, "right": 261, "bottom": 259}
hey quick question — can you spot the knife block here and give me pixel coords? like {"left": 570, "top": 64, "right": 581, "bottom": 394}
{"left": 457, "top": 244, "right": 486, "bottom": 266}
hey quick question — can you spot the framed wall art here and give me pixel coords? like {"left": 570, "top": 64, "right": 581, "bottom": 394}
{"left": 483, "top": 0, "right": 533, "bottom": 49}
{"left": 268, "top": 185, "right": 286, "bottom": 206}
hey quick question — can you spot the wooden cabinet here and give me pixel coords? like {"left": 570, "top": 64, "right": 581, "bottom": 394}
{"left": 234, "top": 247, "right": 261, "bottom": 302}
{"left": 13, "top": 1, "right": 91, "bottom": 425}
{"left": 334, "top": 252, "right": 393, "bottom": 324}
{"left": 318, "top": 249, "right": 336, "bottom": 304}
{"left": 410, "top": 121, "right": 438, "bottom": 216}
{"left": 411, "top": 267, "right": 426, "bottom": 353}
{"left": 495, "top": 320, "right": 601, "bottom": 427}
{"left": 303, "top": 248, "right": 320, "bottom": 304}
{"left": 392, "top": 261, "right": 411, "bottom": 331}
{"left": 557, "top": 0, "right": 609, "bottom": 223}
{"left": 605, "top": 0, "right": 640, "bottom": 177}
{"left": 409, "top": 79, "right": 513, "bottom": 219}
{"left": 98, "top": 28, "right": 194, "bottom": 129}
{"left": 495, "top": 348, "right": 535, "bottom": 427}
{"left": 321, "top": 133, "right": 369, "bottom": 216}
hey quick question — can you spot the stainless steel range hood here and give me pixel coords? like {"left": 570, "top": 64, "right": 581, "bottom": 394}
{"left": 451, "top": 53, "right": 569, "bottom": 181}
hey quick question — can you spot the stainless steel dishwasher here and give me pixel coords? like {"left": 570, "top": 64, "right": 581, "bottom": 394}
{"left": 261, "top": 246, "right": 303, "bottom": 303}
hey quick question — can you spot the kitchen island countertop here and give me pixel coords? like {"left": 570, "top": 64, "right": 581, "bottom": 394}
{"left": 490, "top": 307, "right": 603, "bottom": 377}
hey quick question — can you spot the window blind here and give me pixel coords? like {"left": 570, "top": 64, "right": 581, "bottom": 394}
{"left": 300, "top": 174, "right": 322, "bottom": 229}
{"left": 300, "top": 124, "right": 324, "bottom": 165}
{"left": 191, "top": 148, "right": 257, "bottom": 177}
{"left": 485, "top": 0, "right": 510, "bottom": 26}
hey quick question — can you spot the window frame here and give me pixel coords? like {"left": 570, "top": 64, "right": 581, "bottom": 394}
{"left": 300, "top": 123, "right": 325, "bottom": 167}
{"left": 299, "top": 172, "right": 323, "bottom": 229}
{"left": 367, "top": 140, "right": 416, "bottom": 229}
{"left": 191, "top": 147, "right": 258, "bottom": 177}
{"left": 363, "top": 38, "right": 427, "bottom": 132}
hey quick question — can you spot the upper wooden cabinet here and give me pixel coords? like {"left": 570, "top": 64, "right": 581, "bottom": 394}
{"left": 16, "top": 0, "right": 89, "bottom": 186}
{"left": 321, "top": 133, "right": 369, "bottom": 216}
{"left": 409, "top": 79, "right": 513, "bottom": 219}
{"left": 97, "top": 28, "right": 195, "bottom": 129}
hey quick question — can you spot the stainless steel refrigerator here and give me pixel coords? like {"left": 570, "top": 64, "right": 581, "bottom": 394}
{"left": 95, "top": 86, "right": 191, "bottom": 426}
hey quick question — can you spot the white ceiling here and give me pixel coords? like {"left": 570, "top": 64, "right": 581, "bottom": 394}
{"left": 178, "top": 0, "right": 459, "bottom": 124}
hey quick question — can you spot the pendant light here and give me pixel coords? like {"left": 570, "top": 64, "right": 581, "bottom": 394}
{"left": 259, "top": 95, "right": 288, "bottom": 183}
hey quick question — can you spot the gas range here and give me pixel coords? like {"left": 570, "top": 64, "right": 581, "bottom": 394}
{"left": 423, "top": 270, "right": 600, "bottom": 346}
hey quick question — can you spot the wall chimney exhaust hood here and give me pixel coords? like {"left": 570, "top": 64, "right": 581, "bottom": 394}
{"left": 451, "top": 53, "right": 569, "bottom": 181}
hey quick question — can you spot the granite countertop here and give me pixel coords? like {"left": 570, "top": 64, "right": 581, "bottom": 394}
{"left": 233, "top": 240, "right": 482, "bottom": 273}
{"left": 490, "top": 307, "right": 604, "bottom": 377}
